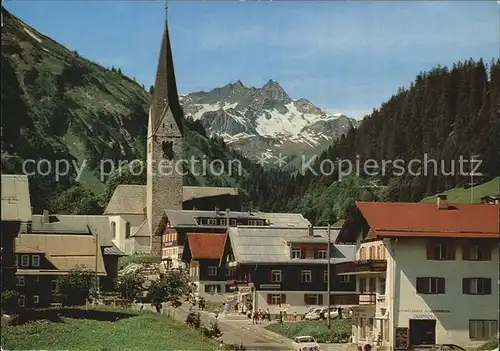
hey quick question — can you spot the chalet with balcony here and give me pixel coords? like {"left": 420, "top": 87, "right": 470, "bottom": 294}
{"left": 14, "top": 233, "right": 107, "bottom": 308}
{"left": 220, "top": 225, "right": 357, "bottom": 314}
{"left": 182, "top": 233, "right": 228, "bottom": 300}
{"left": 336, "top": 195, "right": 499, "bottom": 349}
{"left": 159, "top": 209, "right": 311, "bottom": 268}
{"left": 1, "top": 174, "right": 32, "bottom": 294}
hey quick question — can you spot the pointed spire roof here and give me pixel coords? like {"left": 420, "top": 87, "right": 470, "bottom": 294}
{"left": 150, "top": 8, "right": 183, "bottom": 134}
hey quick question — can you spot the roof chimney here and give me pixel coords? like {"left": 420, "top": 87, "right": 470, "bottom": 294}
{"left": 308, "top": 225, "right": 313, "bottom": 237}
{"left": 437, "top": 194, "right": 448, "bottom": 210}
{"left": 43, "top": 209, "right": 49, "bottom": 223}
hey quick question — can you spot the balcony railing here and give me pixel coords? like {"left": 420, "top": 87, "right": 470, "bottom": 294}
{"left": 358, "top": 293, "right": 376, "bottom": 305}
{"left": 355, "top": 259, "right": 387, "bottom": 272}
{"left": 357, "top": 293, "right": 385, "bottom": 305}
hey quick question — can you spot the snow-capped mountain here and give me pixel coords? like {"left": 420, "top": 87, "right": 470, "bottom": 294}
{"left": 180, "top": 79, "right": 357, "bottom": 161}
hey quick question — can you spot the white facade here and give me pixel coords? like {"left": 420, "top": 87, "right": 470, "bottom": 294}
{"left": 108, "top": 214, "right": 150, "bottom": 255}
{"left": 350, "top": 237, "right": 499, "bottom": 349}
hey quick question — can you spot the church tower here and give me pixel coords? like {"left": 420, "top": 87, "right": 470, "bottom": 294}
{"left": 147, "top": 5, "right": 184, "bottom": 254}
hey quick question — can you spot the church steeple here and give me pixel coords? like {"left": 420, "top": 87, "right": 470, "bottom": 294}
{"left": 150, "top": 0, "right": 183, "bottom": 135}
{"left": 146, "top": 0, "right": 184, "bottom": 255}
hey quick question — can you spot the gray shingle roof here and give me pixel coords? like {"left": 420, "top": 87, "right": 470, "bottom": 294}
{"left": 30, "top": 214, "right": 115, "bottom": 248}
{"left": 1, "top": 174, "right": 32, "bottom": 222}
{"left": 165, "top": 210, "right": 311, "bottom": 229}
{"left": 104, "top": 185, "right": 241, "bottom": 215}
{"left": 228, "top": 226, "right": 354, "bottom": 264}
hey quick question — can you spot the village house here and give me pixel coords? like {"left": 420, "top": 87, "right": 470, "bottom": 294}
{"left": 14, "top": 233, "right": 107, "bottom": 309}
{"left": 182, "top": 232, "right": 227, "bottom": 300}
{"left": 335, "top": 195, "right": 499, "bottom": 349}
{"left": 219, "top": 225, "right": 357, "bottom": 314}
{"left": 480, "top": 195, "right": 500, "bottom": 205}
{"left": 1, "top": 174, "right": 32, "bottom": 293}
{"left": 160, "top": 209, "right": 312, "bottom": 269}
{"left": 27, "top": 212, "right": 125, "bottom": 291}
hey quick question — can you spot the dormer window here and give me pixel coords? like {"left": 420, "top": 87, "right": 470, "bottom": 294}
{"left": 21, "top": 255, "right": 29, "bottom": 267}
{"left": 207, "top": 218, "right": 217, "bottom": 225}
{"left": 32, "top": 255, "right": 40, "bottom": 267}
{"left": 291, "top": 248, "right": 302, "bottom": 259}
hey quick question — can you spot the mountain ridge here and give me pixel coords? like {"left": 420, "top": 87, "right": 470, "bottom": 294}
{"left": 180, "top": 79, "right": 357, "bottom": 161}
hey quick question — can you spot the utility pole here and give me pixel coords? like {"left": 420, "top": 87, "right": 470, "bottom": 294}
{"left": 327, "top": 223, "right": 331, "bottom": 329}
{"left": 95, "top": 231, "right": 99, "bottom": 293}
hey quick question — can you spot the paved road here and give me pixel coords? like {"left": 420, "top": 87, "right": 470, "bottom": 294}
{"left": 136, "top": 303, "right": 294, "bottom": 350}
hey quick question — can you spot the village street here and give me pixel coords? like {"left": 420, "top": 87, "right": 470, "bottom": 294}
{"left": 135, "top": 302, "right": 350, "bottom": 351}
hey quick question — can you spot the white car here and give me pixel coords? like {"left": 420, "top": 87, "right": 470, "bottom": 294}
{"left": 292, "top": 336, "right": 320, "bottom": 351}
{"left": 304, "top": 308, "right": 323, "bottom": 320}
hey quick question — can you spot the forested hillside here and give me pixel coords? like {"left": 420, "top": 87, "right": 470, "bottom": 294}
{"left": 262, "top": 60, "right": 500, "bottom": 223}
{"left": 0, "top": 7, "right": 282, "bottom": 214}
{"left": 2, "top": 7, "right": 498, "bottom": 222}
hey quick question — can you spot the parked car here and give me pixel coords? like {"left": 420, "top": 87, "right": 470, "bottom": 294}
{"left": 292, "top": 336, "right": 320, "bottom": 351}
{"left": 413, "top": 344, "right": 466, "bottom": 351}
{"left": 304, "top": 308, "right": 324, "bottom": 320}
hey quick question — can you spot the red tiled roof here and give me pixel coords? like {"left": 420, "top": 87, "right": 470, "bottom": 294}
{"left": 186, "top": 233, "right": 226, "bottom": 259}
{"left": 356, "top": 201, "right": 499, "bottom": 238}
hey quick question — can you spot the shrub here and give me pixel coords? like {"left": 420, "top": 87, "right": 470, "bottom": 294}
{"left": 1, "top": 290, "right": 20, "bottom": 313}
{"left": 478, "top": 339, "right": 499, "bottom": 350}
{"left": 265, "top": 319, "right": 351, "bottom": 343}
{"left": 185, "top": 308, "right": 202, "bottom": 330}
{"left": 202, "top": 321, "right": 223, "bottom": 339}
{"left": 223, "top": 343, "right": 246, "bottom": 350}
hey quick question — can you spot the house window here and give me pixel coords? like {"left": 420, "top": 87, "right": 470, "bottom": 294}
{"left": 207, "top": 266, "right": 217, "bottom": 276}
{"left": 204, "top": 284, "right": 221, "bottom": 293}
{"left": 267, "top": 294, "right": 285, "bottom": 305}
{"left": 340, "top": 275, "right": 353, "bottom": 283}
{"left": 18, "top": 295, "right": 25, "bottom": 307}
{"left": 359, "top": 278, "right": 366, "bottom": 293}
{"left": 426, "top": 242, "right": 455, "bottom": 260}
{"left": 291, "top": 248, "right": 302, "bottom": 259}
{"left": 380, "top": 278, "right": 386, "bottom": 294}
{"left": 220, "top": 219, "right": 227, "bottom": 226}
{"left": 463, "top": 278, "right": 491, "bottom": 295}
{"left": 301, "top": 270, "right": 312, "bottom": 283}
{"left": 304, "top": 294, "right": 323, "bottom": 306}
{"left": 416, "top": 277, "right": 445, "bottom": 294}
{"left": 317, "top": 250, "right": 328, "bottom": 259}
{"left": 207, "top": 218, "right": 217, "bottom": 225}
{"left": 33, "top": 276, "right": 40, "bottom": 283}
{"left": 111, "top": 221, "right": 116, "bottom": 238}
{"left": 125, "top": 222, "right": 131, "bottom": 238}
{"left": 14, "top": 255, "right": 18, "bottom": 267}
{"left": 21, "top": 255, "right": 29, "bottom": 267}
{"left": 16, "top": 276, "right": 25, "bottom": 286}
{"left": 463, "top": 244, "right": 491, "bottom": 261}
{"left": 230, "top": 219, "right": 237, "bottom": 226}
{"left": 51, "top": 280, "right": 58, "bottom": 292}
{"left": 368, "top": 246, "right": 375, "bottom": 259}
{"left": 33, "top": 295, "right": 40, "bottom": 304}
{"left": 324, "top": 270, "right": 328, "bottom": 283}
{"left": 469, "top": 320, "right": 498, "bottom": 340}
{"left": 359, "top": 247, "right": 366, "bottom": 260}
{"left": 271, "top": 270, "right": 282, "bottom": 283}
{"left": 32, "top": 255, "right": 40, "bottom": 267}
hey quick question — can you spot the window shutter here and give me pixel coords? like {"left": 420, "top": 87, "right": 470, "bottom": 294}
{"left": 416, "top": 277, "right": 424, "bottom": 293}
{"left": 448, "top": 243, "right": 456, "bottom": 260}
{"left": 281, "top": 294, "right": 286, "bottom": 304}
{"left": 301, "top": 249, "right": 305, "bottom": 259}
{"left": 268, "top": 270, "right": 272, "bottom": 281}
{"left": 462, "top": 243, "right": 469, "bottom": 260}
{"left": 318, "top": 294, "right": 324, "bottom": 306}
{"left": 438, "top": 278, "right": 445, "bottom": 294}
{"left": 304, "top": 294, "right": 308, "bottom": 304}
{"left": 426, "top": 243, "right": 434, "bottom": 260}
{"left": 462, "top": 278, "right": 469, "bottom": 294}
{"left": 484, "top": 246, "right": 492, "bottom": 261}
{"left": 314, "top": 250, "right": 318, "bottom": 259}
{"left": 484, "top": 279, "right": 491, "bottom": 295}
{"left": 267, "top": 294, "right": 272, "bottom": 304}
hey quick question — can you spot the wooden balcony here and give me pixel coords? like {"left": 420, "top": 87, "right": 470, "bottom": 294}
{"left": 358, "top": 293, "right": 376, "bottom": 305}
{"left": 355, "top": 259, "right": 387, "bottom": 273}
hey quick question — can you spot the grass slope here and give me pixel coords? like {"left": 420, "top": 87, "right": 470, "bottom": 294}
{"left": 265, "top": 319, "right": 351, "bottom": 343}
{"left": 421, "top": 177, "right": 500, "bottom": 204}
{"left": 1, "top": 307, "right": 216, "bottom": 351}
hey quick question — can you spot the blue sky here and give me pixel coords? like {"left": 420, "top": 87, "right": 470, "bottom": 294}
{"left": 5, "top": 0, "right": 499, "bottom": 119}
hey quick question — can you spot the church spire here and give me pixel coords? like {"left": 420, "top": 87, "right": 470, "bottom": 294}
{"left": 150, "top": 0, "right": 183, "bottom": 135}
